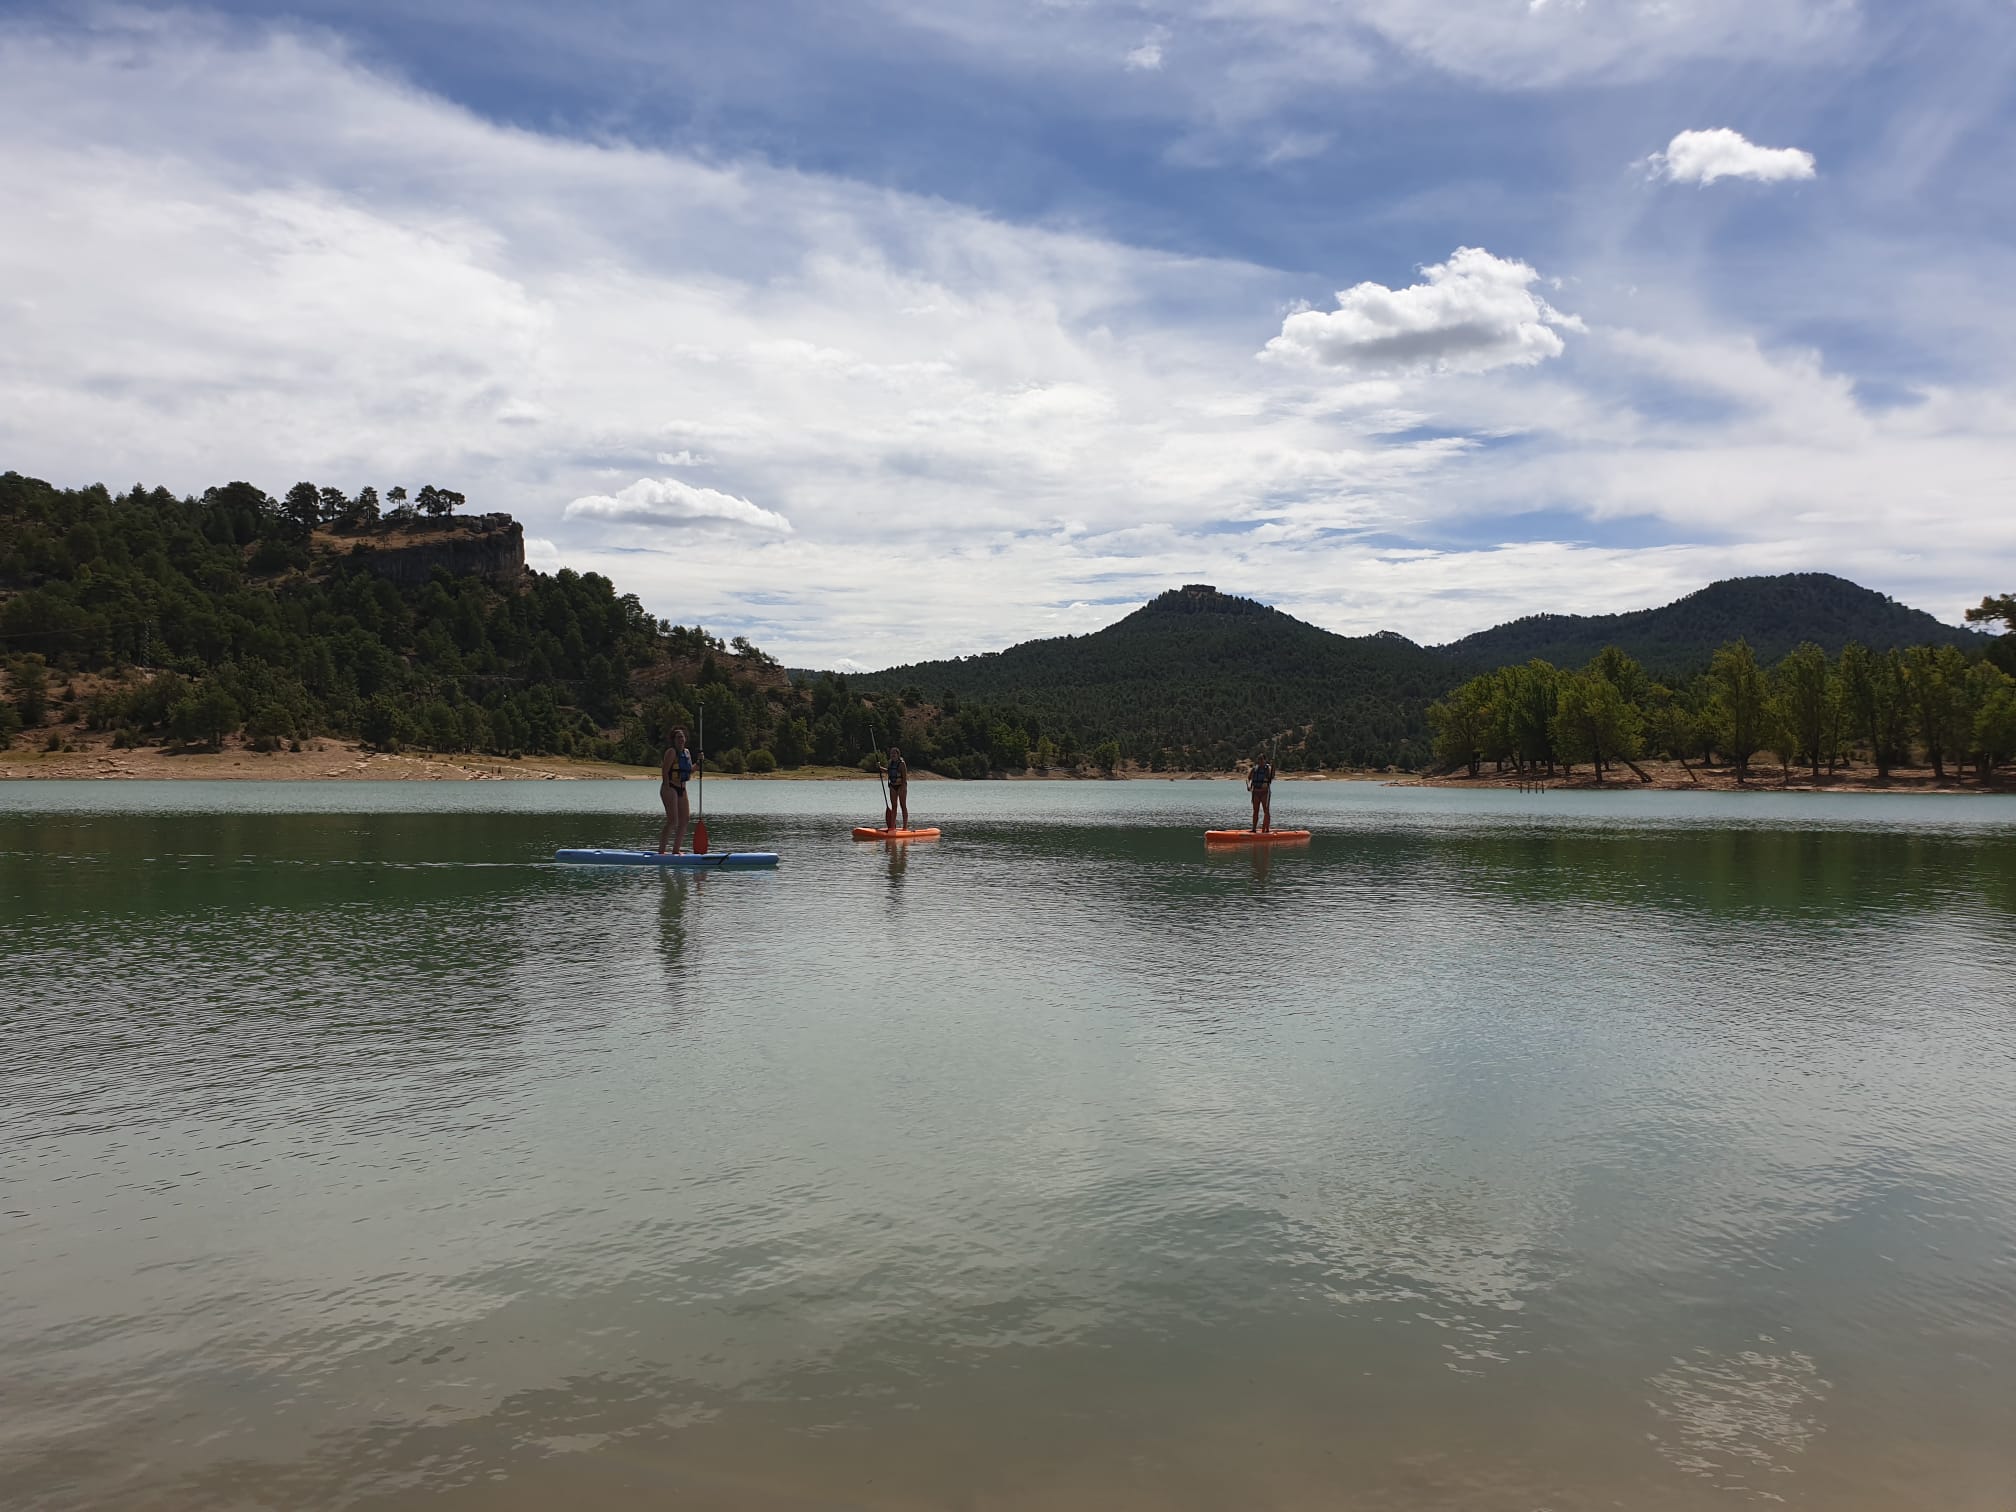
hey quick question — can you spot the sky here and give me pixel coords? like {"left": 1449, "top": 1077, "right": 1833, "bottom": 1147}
{"left": 2, "top": 2, "right": 2013, "bottom": 668}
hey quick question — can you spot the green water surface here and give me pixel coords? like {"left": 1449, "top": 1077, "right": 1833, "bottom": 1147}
{"left": 4, "top": 780, "right": 2015, "bottom": 1510}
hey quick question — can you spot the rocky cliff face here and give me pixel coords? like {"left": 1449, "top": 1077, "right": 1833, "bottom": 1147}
{"left": 345, "top": 514, "right": 526, "bottom": 588}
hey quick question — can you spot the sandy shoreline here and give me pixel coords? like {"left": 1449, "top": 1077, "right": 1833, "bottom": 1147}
{"left": 0, "top": 742, "right": 891, "bottom": 782}
{"left": 1, "top": 740, "right": 2003, "bottom": 794}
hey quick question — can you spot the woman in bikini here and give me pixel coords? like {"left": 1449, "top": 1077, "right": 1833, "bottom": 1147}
{"left": 886, "top": 744, "right": 911, "bottom": 830}
{"left": 657, "top": 727, "right": 696, "bottom": 853}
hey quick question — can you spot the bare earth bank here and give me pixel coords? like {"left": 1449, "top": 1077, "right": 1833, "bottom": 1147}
{"left": 0, "top": 737, "right": 2001, "bottom": 793}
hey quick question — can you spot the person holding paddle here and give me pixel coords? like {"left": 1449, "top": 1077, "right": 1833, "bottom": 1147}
{"left": 1245, "top": 750, "right": 1275, "bottom": 833}
{"left": 656, "top": 727, "right": 698, "bottom": 854}
{"left": 885, "top": 744, "right": 912, "bottom": 830}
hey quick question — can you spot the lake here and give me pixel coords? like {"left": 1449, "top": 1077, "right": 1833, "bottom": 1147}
{"left": 5, "top": 778, "right": 2015, "bottom": 1510}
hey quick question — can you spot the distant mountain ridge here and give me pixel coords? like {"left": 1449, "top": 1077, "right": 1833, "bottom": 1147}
{"left": 857, "top": 584, "right": 1452, "bottom": 768}
{"left": 856, "top": 573, "right": 1985, "bottom": 770}
{"left": 1436, "top": 572, "right": 1980, "bottom": 675}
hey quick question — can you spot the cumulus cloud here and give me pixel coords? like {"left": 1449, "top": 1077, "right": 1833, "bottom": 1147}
{"left": 564, "top": 478, "right": 793, "bottom": 534}
{"left": 1647, "top": 128, "right": 1817, "bottom": 185}
{"left": 1262, "top": 248, "right": 1582, "bottom": 376}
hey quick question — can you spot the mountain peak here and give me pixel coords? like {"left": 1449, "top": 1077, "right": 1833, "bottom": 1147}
{"left": 1137, "top": 584, "right": 1270, "bottom": 618}
{"left": 1437, "top": 571, "right": 1979, "bottom": 674}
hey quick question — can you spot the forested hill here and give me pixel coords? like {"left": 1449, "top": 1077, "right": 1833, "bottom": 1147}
{"left": 853, "top": 574, "right": 1991, "bottom": 771}
{"left": 1437, "top": 573, "right": 1982, "bottom": 676}
{"left": 0, "top": 471, "right": 1052, "bottom": 777}
{"left": 855, "top": 585, "right": 1451, "bottom": 769}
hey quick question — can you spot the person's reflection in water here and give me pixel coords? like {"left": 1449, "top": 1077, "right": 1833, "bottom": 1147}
{"left": 884, "top": 840, "right": 909, "bottom": 897}
{"left": 657, "top": 873, "right": 692, "bottom": 978}
{"left": 1249, "top": 842, "right": 1273, "bottom": 888}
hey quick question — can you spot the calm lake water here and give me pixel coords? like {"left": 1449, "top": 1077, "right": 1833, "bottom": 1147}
{"left": 5, "top": 778, "right": 2016, "bottom": 1510}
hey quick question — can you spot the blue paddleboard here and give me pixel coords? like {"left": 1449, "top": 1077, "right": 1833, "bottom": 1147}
{"left": 555, "top": 849, "right": 780, "bottom": 868}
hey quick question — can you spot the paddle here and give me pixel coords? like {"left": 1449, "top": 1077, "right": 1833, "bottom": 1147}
{"left": 870, "top": 717, "right": 893, "bottom": 830}
{"left": 693, "top": 702, "right": 709, "bottom": 854}
{"left": 1268, "top": 735, "right": 1278, "bottom": 834}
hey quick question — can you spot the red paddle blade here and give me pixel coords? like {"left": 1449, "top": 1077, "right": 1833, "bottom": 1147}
{"left": 884, "top": 806, "right": 895, "bottom": 830}
{"left": 692, "top": 819, "right": 710, "bottom": 854}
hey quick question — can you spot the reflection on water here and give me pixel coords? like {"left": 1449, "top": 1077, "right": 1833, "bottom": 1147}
{"left": 3, "top": 782, "right": 2015, "bottom": 1510}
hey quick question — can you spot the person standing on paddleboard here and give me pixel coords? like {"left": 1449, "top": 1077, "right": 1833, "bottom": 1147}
{"left": 1245, "top": 751, "right": 1275, "bottom": 833}
{"left": 886, "top": 745, "right": 911, "bottom": 830}
{"left": 657, "top": 727, "right": 698, "bottom": 854}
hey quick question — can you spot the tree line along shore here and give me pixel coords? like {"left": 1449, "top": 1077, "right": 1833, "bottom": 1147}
{"left": 1428, "top": 628, "right": 2016, "bottom": 789}
{"left": 3, "top": 470, "right": 2012, "bottom": 789}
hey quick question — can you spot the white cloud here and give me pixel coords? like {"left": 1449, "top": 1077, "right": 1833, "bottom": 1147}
{"left": 1647, "top": 128, "right": 1818, "bottom": 185}
{"left": 564, "top": 478, "right": 793, "bottom": 534}
{"left": 1262, "top": 248, "right": 1582, "bottom": 376}
{"left": 1124, "top": 37, "right": 1164, "bottom": 71}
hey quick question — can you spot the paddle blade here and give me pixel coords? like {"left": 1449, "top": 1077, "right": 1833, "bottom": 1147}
{"left": 884, "top": 805, "right": 895, "bottom": 830}
{"left": 693, "top": 818, "right": 709, "bottom": 854}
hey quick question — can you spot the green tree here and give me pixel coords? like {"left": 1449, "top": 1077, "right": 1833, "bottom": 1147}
{"left": 359, "top": 693, "right": 412, "bottom": 752}
{"left": 774, "top": 716, "right": 810, "bottom": 768}
{"left": 1549, "top": 670, "right": 1643, "bottom": 782}
{"left": 1901, "top": 644, "right": 1972, "bottom": 779}
{"left": 989, "top": 721, "right": 1030, "bottom": 771}
{"left": 1774, "top": 641, "right": 1834, "bottom": 779}
{"left": 1092, "top": 738, "right": 1122, "bottom": 776}
{"left": 169, "top": 681, "right": 240, "bottom": 749}
{"left": 7, "top": 654, "right": 50, "bottom": 727}
{"left": 1429, "top": 678, "right": 1493, "bottom": 777}
{"left": 1956, "top": 660, "right": 2006, "bottom": 781}
{"left": 745, "top": 747, "right": 777, "bottom": 773}
{"left": 1838, "top": 643, "right": 1908, "bottom": 778}
{"left": 1965, "top": 592, "right": 2016, "bottom": 633}
{"left": 1642, "top": 683, "right": 1702, "bottom": 766}
{"left": 1975, "top": 677, "right": 2016, "bottom": 779}
{"left": 697, "top": 683, "right": 745, "bottom": 753}
{"left": 1970, "top": 592, "right": 2016, "bottom": 676}
{"left": 1762, "top": 691, "right": 1801, "bottom": 784}
{"left": 1708, "top": 640, "right": 1768, "bottom": 779}
{"left": 282, "top": 481, "right": 321, "bottom": 536}
{"left": 1502, "top": 660, "right": 1561, "bottom": 773}
{"left": 1587, "top": 645, "right": 1652, "bottom": 708}
{"left": 245, "top": 702, "right": 294, "bottom": 752}
{"left": 811, "top": 715, "right": 842, "bottom": 766}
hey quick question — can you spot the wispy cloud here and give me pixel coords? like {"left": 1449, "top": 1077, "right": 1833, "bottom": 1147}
{"left": 565, "top": 478, "right": 793, "bottom": 535}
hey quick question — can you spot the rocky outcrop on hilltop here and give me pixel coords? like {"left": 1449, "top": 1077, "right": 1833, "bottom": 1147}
{"left": 340, "top": 514, "right": 526, "bottom": 588}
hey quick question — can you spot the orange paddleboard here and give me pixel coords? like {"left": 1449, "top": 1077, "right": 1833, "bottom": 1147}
{"left": 1205, "top": 829, "right": 1310, "bottom": 843}
{"left": 853, "top": 827, "right": 941, "bottom": 841}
